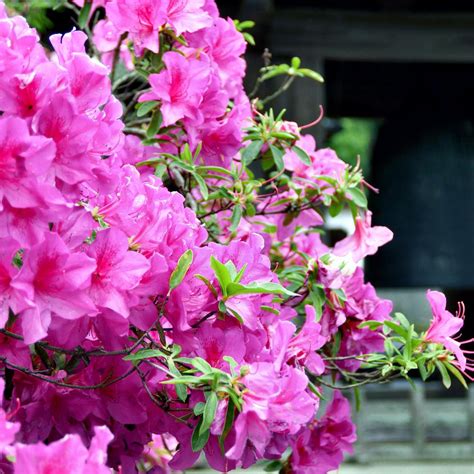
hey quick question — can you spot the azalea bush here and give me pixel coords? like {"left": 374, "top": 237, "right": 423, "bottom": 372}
{"left": 0, "top": 1, "right": 472, "bottom": 473}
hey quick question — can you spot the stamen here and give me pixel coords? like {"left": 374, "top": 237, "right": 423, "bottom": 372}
{"left": 361, "top": 179, "right": 379, "bottom": 194}
{"left": 456, "top": 301, "right": 466, "bottom": 319}
{"left": 300, "top": 105, "right": 324, "bottom": 130}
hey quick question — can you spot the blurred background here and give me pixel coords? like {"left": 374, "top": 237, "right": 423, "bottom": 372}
{"left": 223, "top": 0, "right": 474, "bottom": 470}
{"left": 6, "top": 0, "right": 474, "bottom": 471}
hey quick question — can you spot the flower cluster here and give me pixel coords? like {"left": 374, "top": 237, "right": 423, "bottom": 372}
{"left": 0, "top": 1, "right": 470, "bottom": 473}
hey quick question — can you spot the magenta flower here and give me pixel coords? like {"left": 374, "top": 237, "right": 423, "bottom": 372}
{"left": 32, "top": 95, "right": 98, "bottom": 186}
{"left": 286, "top": 305, "right": 327, "bottom": 375}
{"left": 334, "top": 211, "right": 393, "bottom": 262}
{"left": 0, "top": 378, "right": 20, "bottom": 455}
{"left": 227, "top": 363, "right": 316, "bottom": 462}
{"left": 13, "top": 425, "right": 113, "bottom": 473}
{"left": 106, "top": 0, "right": 167, "bottom": 55}
{"left": 50, "top": 31, "right": 111, "bottom": 113}
{"left": 92, "top": 20, "right": 134, "bottom": 71}
{"left": 290, "top": 391, "right": 357, "bottom": 474}
{"left": 139, "top": 52, "right": 210, "bottom": 126}
{"left": 186, "top": 17, "right": 245, "bottom": 95}
{"left": 164, "top": 0, "right": 212, "bottom": 36}
{"left": 0, "top": 237, "right": 30, "bottom": 328}
{"left": 0, "top": 116, "right": 56, "bottom": 211}
{"left": 424, "top": 290, "right": 473, "bottom": 374}
{"left": 12, "top": 232, "right": 97, "bottom": 343}
{"left": 86, "top": 228, "right": 150, "bottom": 318}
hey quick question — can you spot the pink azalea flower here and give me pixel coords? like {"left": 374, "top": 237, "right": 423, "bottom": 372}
{"left": 424, "top": 290, "right": 473, "bottom": 374}
{"left": 13, "top": 425, "right": 113, "bottom": 473}
{"left": 178, "top": 322, "right": 246, "bottom": 370}
{"left": 106, "top": 0, "right": 167, "bottom": 55}
{"left": 0, "top": 238, "right": 31, "bottom": 327}
{"left": 186, "top": 17, "right": 246, "bottom": 96}
{"left": 227, "top": 363, "right": 316, "bottom": 462}
{"left": 0, "top": 10, "right": 46, "bottom": 80}
{"left": 51, "top": 31, "right": 111, "bottom": 113}
{"left": 139, "top": 52, "right": 210, "bottom": 126}
{"left": 86, "top": 228, "right": 150, "bottom": 318}
{"left": 12, "top": 232, "right": 97, "bottom": 344}
{"left": 141, "top": 433, "right": 179, "bottom": 473}
{"left": 0, "top": 195, "right": 71, "bottom": 249}
{"left": 290, "top": 391, "right": 357, "bottom": 474}
{"left": 92, "top": 20, "right": 134, "bottom": 71}
{"left": 0, "top": 116, "right": 56, "bottom": 211}
{"left": 335, "top": 268, "right": 393, "bottom": 371}
{"left": 286, "top": 306, "right": 327, "bottom": 375}
{"left": 0, "top": 378, "right": 20, "bottom": 455}
{"left": 164, "top": 0, "right": 212, "bottom": 37}
{"left": 32, "top": 94, "right": 98, "bottom": 186}
{"left": 0, "top": 62, "right": 62, "bottom": 118}
{"left": 334, "top": 211, "right": 393, "bottom": 262}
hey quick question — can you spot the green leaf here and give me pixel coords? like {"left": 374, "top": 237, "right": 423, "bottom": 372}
{"left": 180, "top": 143, "right": 193, "bottom": 162}
{"left": 210, "top": 256, "right": 232, "bottom": 296}
{"left": 241, "top": 140, "right": 263, "bottom": 167}
{"left": 168, "top": 358, "right": 188, "bottom": 402}
{"left": 161, "top": 376, "right": 206, "bottom": 385}
{"left": 261, "top": 305, "right": 279, "bottom": 315}
{"left": 417, "top": 360, "right": 429, "bottom": 381}
{"left": 200, "top": 391, "right": 218, "bottom": 436}
{"left": 171, "top": 344, "right": 182, "bottom": 357}
{"left": 197, "top": 165, "right": 234, "bottom": 177}
{"left": 291, "top": 57, "right": 301, "bottom": 70}
{"left": 218, "top": 386, "right": 242, "bottom": 411}
{"left": 226, "top": 281, "right": 298, "bottom": 298}
{"left": 403, "top": 325, "right": 413, "bottom": 361}
{"left": 191, "top": 418, "right": 209, "bottom": 452}
{"left": 235, "top": 264, "right": 247, "bottom": 284}
{"left": 193, "top": 402, "right": 206, "bottom": 416}
{"left": 347, "top": 187, "right": 368, "bottom": 208}
{"left": 292, "top": 145, "right": 312, "bottom": 165}
{"left": 169, "top": 250, "right": 193, "bottom": 291}
{"left": 78, "top": 0, "right": 92, "bottom": 29}
{"left": 269, "top": 144, "right": 284, "bottom": 171}
{"left": 298, "top": 68, "right": 324, "bottom": 83}
{"left": 230, "top": 205, "right": 243, "bottom": 233}
{"left": 136, "top": 100, "right": 159, "bottom": 117}
{"left": 227, "top": 307, "right": 244, "bottom": 325}
{"left": 394, "top": 312, "right": 411, "bottom": 330}
{"left": 146, "top": 109, "right": 163, "bottom": 138}
{"left": 154, "top": 163, "right": 167, "bottom": 179}
{"left": 171, "top": 160, "right": 195, "bottom": 172}
{"left": 194, "top": 274, "right": 218, "bottom": 297}
{"left": 236, "top": 20, "right": 255, "bottom": 30}
{"left": 358, "top": 321, "right": 384, "bottom": 330}
{"left": 243, "top": 32, "right": 255, "bottom": 45}
{"left": 123, "top": 349, "right": 163, "bottom": 362}
{"left": 384, "top": 321, "right": 408, "bottom": 339}
{"left": 264, "top": 461, "right": 283, "bottom": 472}
{"left": 223, "top": 356, "right": 239, "bottom": 374}
{"left": 271, "top": 131, "right": 297, "bottom": 141}
{"left": 435, "top": 360, "right": 451, "bottom": 389}
{"left": 260, "top": 64, "right": 290, "bottom": 81}
{"left": 221, "top": 399, "right": 236, "bottom": 443}
{"left": 329, "top": 200, "right": 344, "bottom": 217}
{"left": 191, "top": 357, "right": 213, "bottom": 374}
{"left": 309, "top": 286, "right": 326, "bottom": 320}
{"left": 444, "top": 361, "right": 468, "bottom": 389}
{"left": 193, "top": 173, "right": 209, "bottom": 200}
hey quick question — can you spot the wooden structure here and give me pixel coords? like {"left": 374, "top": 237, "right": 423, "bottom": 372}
{"left": 350, "top": 381, "right": 474, "bottom": 462}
